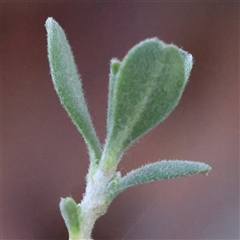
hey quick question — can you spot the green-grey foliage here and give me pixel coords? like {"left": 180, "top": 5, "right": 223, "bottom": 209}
{"left": 59, "top": 197, "right": 81, "bottom": 239}
{"left": 101, "top": 39, "right": 191, "bottom": 168}
{"left": 45, "top": 17, "right": 211, "bottom": 240}
{"left": 45, "top": 18, "right": 101, "bottom": 164}
{"left": 116, "top": 160, "right": 211, "bottom": 194}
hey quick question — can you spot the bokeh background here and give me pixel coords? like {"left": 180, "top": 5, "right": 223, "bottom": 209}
{"left": 2, "top": 2, "right": 239, "bottom": 239}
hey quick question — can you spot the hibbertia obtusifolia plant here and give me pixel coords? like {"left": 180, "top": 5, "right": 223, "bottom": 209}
{"left": 45, "top": 17, "right": 211, "bottom": 240}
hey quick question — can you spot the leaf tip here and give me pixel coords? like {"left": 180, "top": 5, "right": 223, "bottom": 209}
{"left": 45, "top": 17, "right": 54, "bottom": 30}
{"left": 200, "top": 163, "right": 212, "bottom": 175}
{"left": 110, "top": 58, "right": 121, "bottom": 75}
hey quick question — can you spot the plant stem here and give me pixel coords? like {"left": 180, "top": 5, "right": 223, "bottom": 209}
{"left": 79, "top": 168, "right": 114, "bottom": 239}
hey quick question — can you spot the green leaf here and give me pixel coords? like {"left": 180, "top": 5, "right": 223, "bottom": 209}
{"left": 102, "top": 38, "right": 193, "bottom": 167}
{"left": 107, "top": 58, "right": 121, "bottom": 137}
{"left": 114, "top": 160, "right": 211, "bottom": 195}
{"left": 59, "top": 197, "right": 81, "bottom": 239}
{"left": 45, "top": 17, "right": 101, "bottom": 163}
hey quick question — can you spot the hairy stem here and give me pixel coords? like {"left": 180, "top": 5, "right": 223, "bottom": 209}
{"left": 79, "top": 168, "right": 114, "bottom": 239}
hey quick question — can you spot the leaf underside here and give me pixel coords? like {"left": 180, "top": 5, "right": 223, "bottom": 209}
{"left": 115, "top": 160, "right": 211, "bottom": 195}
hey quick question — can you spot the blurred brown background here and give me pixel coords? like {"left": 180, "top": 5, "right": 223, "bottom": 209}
{"left": 1, "top": 2, "right": 239, "bottom": 239}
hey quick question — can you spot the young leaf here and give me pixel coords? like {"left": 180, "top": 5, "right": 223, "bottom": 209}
{"left": 102, "top": 38, "right": 193, "bottom": 167}
{"left": 45, "top": 17, "right": 101, "bottom": 163}
{"left": 59, "top": 197, "right": 81, "bottom": 239}
{"left": 106, "top": 58, "right": 121, "bottom": 137}
{"left": 114, "top": 160, "right": 211, "bottom": 196}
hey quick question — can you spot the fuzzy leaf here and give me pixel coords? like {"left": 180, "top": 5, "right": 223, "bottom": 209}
{"left": 114, "top": 160, "right": 211, "bottom": 195}
{"left": 45, "top": 17, "right": 101, "bottom": 163}
{"left": 59, "top": 197, "right": 81, "bottom": 239}
{"left": 102, "top": 38, "right": 192, "bottom": 167}
{"left": 107, "top": 58, "right": 121, "bottom": 136}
